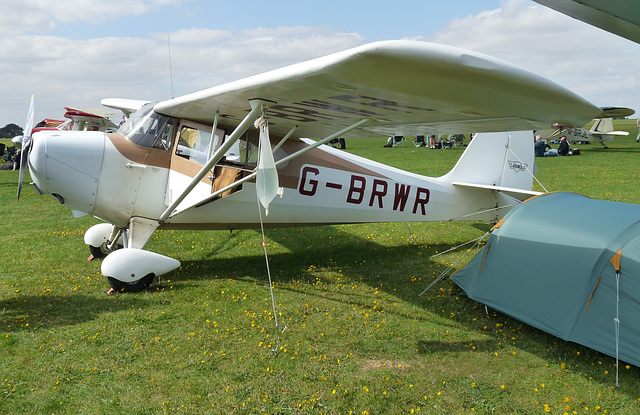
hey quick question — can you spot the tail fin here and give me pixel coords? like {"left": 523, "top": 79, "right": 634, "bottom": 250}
{"left": 443, "top": 131, "right": 540, "bottom": 201}
{"left": 590, "top": 118, "right": 614, "bottom": 134}
{"left": 589, "top": 118, "right": 628, "bottom": 137}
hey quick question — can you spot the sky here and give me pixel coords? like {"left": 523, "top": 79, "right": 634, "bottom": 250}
{"left": 1, "top": 0, "right": 638, "bottom": 128}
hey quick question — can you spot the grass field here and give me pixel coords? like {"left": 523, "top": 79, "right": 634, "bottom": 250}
{"left": 2, "top": 122, "right": 640, "bottom": 414}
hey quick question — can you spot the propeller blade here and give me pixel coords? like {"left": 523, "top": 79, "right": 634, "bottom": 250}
{"left": 17, "top": 140, "right": 31, "bottom": 200}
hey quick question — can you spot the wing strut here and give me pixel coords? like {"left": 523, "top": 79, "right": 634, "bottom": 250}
{"left": 272, "top": 125, "right": 298, "bottom": 152}
{"left": 207, "top": 111, "right": 220, "bottom": 160}
{"left": 159, "top": 99, "right": 272, "bottom": 222}
{"left": 275, "top": 118, "right": 369, "bottom": 166}
{"left": 170, "top": 118, "right": 370, "bottom": 216}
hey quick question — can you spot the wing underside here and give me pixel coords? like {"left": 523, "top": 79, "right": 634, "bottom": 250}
{"left": 534, "top": 0, "right": 640, "bottom": 44}
{"left": 153, "top": 41, "right": 600, "bottom": 139}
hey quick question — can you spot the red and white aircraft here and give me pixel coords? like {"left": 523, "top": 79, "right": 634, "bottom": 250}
{"left": 20, "top": 40, "right": 602, "bottom": 291}
{"left": 13, "top": 106, "right": 119, "bottom": 147}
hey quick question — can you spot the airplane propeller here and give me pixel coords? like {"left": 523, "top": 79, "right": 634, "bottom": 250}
{"left": 17, "top": 95, "right": 35, "bottom": 200}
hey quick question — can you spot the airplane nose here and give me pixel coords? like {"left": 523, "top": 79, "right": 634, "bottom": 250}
{"left": 29, "top": 131, "right": 105, "bottom": 216}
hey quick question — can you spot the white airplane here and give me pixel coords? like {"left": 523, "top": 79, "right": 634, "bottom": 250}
{"left": 536, "top": 107, "right": 635, "bottom": 148}
{"left": 19, "top": 40, "right": 601, "bottom": 292}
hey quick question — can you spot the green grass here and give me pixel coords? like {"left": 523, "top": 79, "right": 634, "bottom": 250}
{"left": 2, "top": 123, "right": 640, "bottom": 414}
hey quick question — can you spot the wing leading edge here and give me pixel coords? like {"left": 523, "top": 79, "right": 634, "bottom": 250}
{"left": 153, "top": 40, "right": 601, "bottom": 139}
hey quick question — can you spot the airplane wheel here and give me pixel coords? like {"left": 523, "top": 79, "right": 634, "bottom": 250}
{"left": 89, "top": 243, "right": 123, "bottom": 259}
{"left": 107, "top": 273, "right": 155, "bottom": 293}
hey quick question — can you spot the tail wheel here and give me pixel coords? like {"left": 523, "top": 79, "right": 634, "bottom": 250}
{"left": 107, "top": 273, "right": 155, "bottom": 293}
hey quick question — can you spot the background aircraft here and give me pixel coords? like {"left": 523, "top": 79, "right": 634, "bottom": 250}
{"left": 20, "top": 40, "right": 601, "bottom": 292}
{"left": 536, "top": 107, "right": 635, "bottom": 148}
{"left": 59, "top": 106, "right": 120, "bottom": 132}
{"left": 12, "top": 106, "right": 119, "bottom": 148}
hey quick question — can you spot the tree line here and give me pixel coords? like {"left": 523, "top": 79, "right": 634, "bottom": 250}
{"left": 0, "top": 124, "right": 22, "bottom": 138}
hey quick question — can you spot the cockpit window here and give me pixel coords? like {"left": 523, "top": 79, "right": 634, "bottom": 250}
{"left": 120, "top": 102, "right": 175, "bottom": 149}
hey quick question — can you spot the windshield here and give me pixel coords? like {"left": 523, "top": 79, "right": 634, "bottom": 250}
{"left": 119, "top": 102, "right": 175, "bottom": 149}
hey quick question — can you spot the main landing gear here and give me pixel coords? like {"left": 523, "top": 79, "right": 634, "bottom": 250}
{"left": 84, "top": 221, "right": 180, "bottom": 293}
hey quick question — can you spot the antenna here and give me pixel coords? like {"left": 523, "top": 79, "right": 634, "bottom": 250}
{"left": 167, "top": 33, "right": 175, "bottom": 99}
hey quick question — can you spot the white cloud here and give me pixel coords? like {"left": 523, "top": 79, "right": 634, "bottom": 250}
{"left": 423, "top": 0, "right": 640, "bottom": 112}
{"left": 165, "top": 27, "right": 364, "bottom": 94}
{"left": 0, "top": 23, "right": 363, "bottom": 126}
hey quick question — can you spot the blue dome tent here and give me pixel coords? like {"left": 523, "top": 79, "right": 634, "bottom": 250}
{"left": 452, "top": 192, "right": 640, "bottom": 379}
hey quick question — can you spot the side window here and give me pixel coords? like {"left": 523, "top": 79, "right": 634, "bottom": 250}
{"left": 240, "top": 135, "right": 259, "bottom": 166}
{"left": 176, "top": 126, "right": 212, "bottom": 165}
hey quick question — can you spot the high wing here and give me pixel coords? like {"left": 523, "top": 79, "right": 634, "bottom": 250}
{"left": 534, "top": 0, "right": 640, "bottom": 44}
{"left": 63, "top": 106, "right": 119, "bottom": 131}
{"left": 153, "top": 40, "right": 601, "bottom": 139}
{"left": 101, "top": 98, "right": 151, "bottom": 117}
{"left": 64, "top": 106, "right": 119, "bottom": 120}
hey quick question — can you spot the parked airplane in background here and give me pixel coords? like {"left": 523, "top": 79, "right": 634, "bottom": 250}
{"left": 59, "top": 106, "right": 120, "bottom": 132}
{"left": 537, "top": 107, "right": 635, "bottom": 148}
{"left": 13, "top": 106, "right": 119, "bottom": 148}
{"left": 18, "top": 40, "right": 602, "bottom": 291}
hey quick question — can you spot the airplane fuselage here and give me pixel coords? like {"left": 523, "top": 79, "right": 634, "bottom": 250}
{"left": 29, "top": 127, "right": 505, "bottom": 232}
{"left": 563, "top": 127, "right": 614, "bottom": 144}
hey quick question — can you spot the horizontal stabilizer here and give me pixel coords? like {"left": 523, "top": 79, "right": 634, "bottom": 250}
{"left": 452, "top": 181, "right": 542, "bottom": 202}
{"left": 589, "top": 117, "right": 629, "bottom": 136}
{"left": 590, "top": 131, "right": 629, "bottom": 137}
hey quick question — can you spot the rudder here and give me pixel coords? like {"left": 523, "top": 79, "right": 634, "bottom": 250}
{"left": 442, "top": 131, "right": 537, "bottom": 199}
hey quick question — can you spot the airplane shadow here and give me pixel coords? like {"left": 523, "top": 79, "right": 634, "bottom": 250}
{"left": 168, "top": 224, "right": 459, "bottom": 290}
{"left": 0, "top": 294, "right": 150, "bottom": 333}
{"left": 584, "top": 146, "right": 640, "bottom": 154}
{"left": 165, "top": 223, "right": 637, "bottom": 386}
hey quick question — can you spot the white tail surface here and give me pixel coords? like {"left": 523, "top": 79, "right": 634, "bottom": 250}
{"left": 443, "top": 131, "right": 539, "bottom": 201}
{"left": 589, "top": 118, "right": 628, "bottom": 137}
{"left": 590, "top": 118, "right": 614, "bottom": 134}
